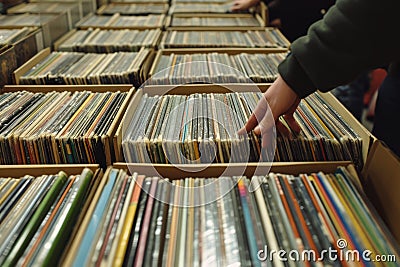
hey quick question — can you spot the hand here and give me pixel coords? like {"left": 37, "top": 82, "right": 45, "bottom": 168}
{"left": 230, "top": 0, "right": 259, "bottom": 11}
{"left": 239, "top": 75, "right": 301, "bottom": 147}
{"left": 269, "top": 18, "right": 282, "bottom": 28}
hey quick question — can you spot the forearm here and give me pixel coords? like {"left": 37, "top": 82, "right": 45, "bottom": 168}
{"left": 278, "top": 0, "right": 400, "bottom": 98}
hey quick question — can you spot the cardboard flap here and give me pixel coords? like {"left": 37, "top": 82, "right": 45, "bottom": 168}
{"left": 361, "top": 140, "right": 400, "bottom": 243}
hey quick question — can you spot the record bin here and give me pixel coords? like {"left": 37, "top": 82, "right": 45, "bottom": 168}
{"left": 361, "top": 140, "right": 400, "bottom": 243}
{"left": 6, "top": 2, "right": 83, "bottom": 30}
{"left": 97, "top": 3, "right": 170, "bottom": 15}
{"left": 0, "top": 164, "right": 103, "bottom": 266}
{"left": 12, "top": 47, "right": 155, "bottom": 87}
{"left": 147, "top": 48, "right": 288, "bottom": 83}
{"left": 113, "top": 143, "right": 400, "bottom": 246}
{"left": 113, "top": 84, "right": 373, "bottom": 166}
{"left": 9, "top": 27, "right": 43, "bottom": 67}
{"left": 0, "top": 164, "right": 100, "bottom": 177}
{"left": 111, "top": 159, "right": 400, "bottom": 245}
{"left": 1, "top": 84, "right": 136, "bottom": 167}
{"left": 29, "top": 0, "right": 96, "bottom": 17}
{"left": 165, "top": 13, "right": 266, "bottom": 30}
{"left": 76, "top": 13, "right": 166, "bottom": 30}
{"left": 0, "top": 45, "right": 17, "bottom": 88}
{"left": 168, "top": 3, "right": 234, "bottom": 15}
{"left": 0, "top": 13, "right": 69, "bottom": 47}
{"left": 110, "top": 0, "right": 168, "bottom": 3}
{"left": 53, "top": 28, "right": 162, "bottom": 52}
{"left": 159, "top": 28, "right": 290, "bottom": 50}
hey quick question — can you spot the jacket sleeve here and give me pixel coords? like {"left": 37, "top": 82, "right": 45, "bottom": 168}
{"left": 278, "top": 0, "right": 400, "bottom": 98}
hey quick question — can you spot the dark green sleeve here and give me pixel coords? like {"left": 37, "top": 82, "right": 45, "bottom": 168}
{"left": 278, "top": 0, "right": 400, "bottom": 98}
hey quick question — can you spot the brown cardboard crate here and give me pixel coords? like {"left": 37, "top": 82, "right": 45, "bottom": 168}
{"left": 97, "top": 3, "right": 169, "bottom": 15}
{"left": 112, "top": 161, "right": 354, "bottom": 179}
{"left": 53, "top": 28, "right": 162, "bottom": 52}
{"left": 159, "top": 28, "right": 290, "bottom": 50}
{"left": 0, "top": 13, "right": 69, "bottom": 47}
{"left": 1, "top": 84, "right": 135, "bottom": 167}
{"left": 113, "top": 86, "right": 373, "bottom": 166}
{"left": 7, "top": 2, "right": 82, "bottom": 29}
{"left": 12, "top": 28, "right": 42, "bottom": 67}
{"left": 30, "top": 0, "right": 96, "bottom": 16}
{"left": 13, "top": 47, "right": 155, "bottom": 87}
{"left": 362, "top": 140, "right": 400, "bottom": 243}
{"left": 76, "top": 13, "right": 165, "bottom": 30}
{"left": 0, "top": 164, "right": 100, "bottom": 177}
{"left": 165, "top": 13, "right": 266, "bottom": 30}
{"left": 147, "top": 48, "right": 287, "bottom": 84}
{"left": 110, "top": 0, "right": 168, "bottom": 3}
{"left": 0, "top": 45, "right": 17, "bottom": 88}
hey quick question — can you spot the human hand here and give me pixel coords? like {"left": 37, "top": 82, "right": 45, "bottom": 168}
{"left": 239, "top": 75, "right": 301, "bottom": 147}
{"left": 230, "top": 0, "right": 259, "bottom": 11}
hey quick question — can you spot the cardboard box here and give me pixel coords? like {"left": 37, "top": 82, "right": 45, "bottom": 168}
{"left": 1, "top": 84, "right": 136, "bottom": 167}
{"left": 159, "top": 28, "right": 290, "bottom": 50}
{"left": 7, "top": 2, "right": 83, "bottom": 29}
{"left": 30, "top": 0, "right": 96, "bottom": 16}
{"left": 97, "top": 3, "right": 169, "bottom": 15}
{"left": 361, "top": 140, "right": 400, "bottom": 243}
{"left": 110, "top": 0, "right": 168, "bottom": 3}
{"left": 2, "top": 0, "right": 25, "bottom": 11}
{"left": 0, "top": 164, "right": 100, "bottom": 177}
{"left": 0, "top": 45, "right": 17, "bottom": 88}
{"left": 13, "top": 47, "right": 155, "bottom": 87}
{"left": 11, "top": 27, "right": 43, "bottom": 67}
{"left": 165, "top": 13, "right": 266, "bottom": 30}
{"left": 0, "top": 13, "right": 69, "bottom": 47}
{"left": 53, "top": 28, "right": 162, "bottom": 52}
{"left": 113, "top": 161, "right": 354, "bottom": 179}
{"left": 256, "top": 1, "right": 268, "bottom": 26}
{"left": 148, "top": 48, "right": 288, "bottom": 83}
{"left": 76, "top": 13, "right": 165, "bottom": 30}
{"left": 113, "top": 85, "right": 374, "bottom": 166}
{"left": 112, "top": 159, "right": 400, "bottom": 246}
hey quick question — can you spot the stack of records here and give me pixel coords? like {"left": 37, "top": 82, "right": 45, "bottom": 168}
{"left": 122, "top": 91, "right": 363, "bottom": 167}
{"left": 169, "top": 3, "right": 232, "bottom": 14}
{"left": 160, "top": 29, "right": 289, "bottom": 49}
{"left": 0, "top": 14, "right": 57, "bottom": 27}
{"left": 62, "top": 167, "right": 399, "bottom": 266}
{"left": 150, "top": 52, "right": 287, "bottom": 84}
{"left": 0, "top": 168, "right": 97, "bottom": 267}
{"left": 170, "top": 16, "right": 262, "bottom": 27}
{"left": 0, "top": 28, "right": 33, "bottom": 46}
{"left": 6, "top": 2, "right": 79, "bottom": 13}
{"left": 111, "top": 0, "right": 167, "bottom": 3}
{"left": 0, "top": 89, "right": 132, "bottom": 167}
{"left": 97, "top": 3, "right": 169, "bottom": 15}
{"left": 17, "top": 49, "right": 151, "bottom": 86}
{"left": 276, "top": 93, "right": 364, "bottom": 168}
{"left": 57, "top": 29, "right": 161, "bottom": 53}
{"left": 172, "top": 0, "right": 229, "bottom": 3}
{"left": 77, "top": 14, "right": 165, "bottom": 29}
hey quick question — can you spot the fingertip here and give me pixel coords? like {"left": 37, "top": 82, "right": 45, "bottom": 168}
{"left": 237, "top": 127, "right": 246, "bottom": 135}
{"left": 285, "top": 115, "right": 301, "bottom": 134}
{"left": 254, "top": 126, "right": 261, "bottom": 135}
{"left": 276, "top": 120, "right": 290, "bottom": 136}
